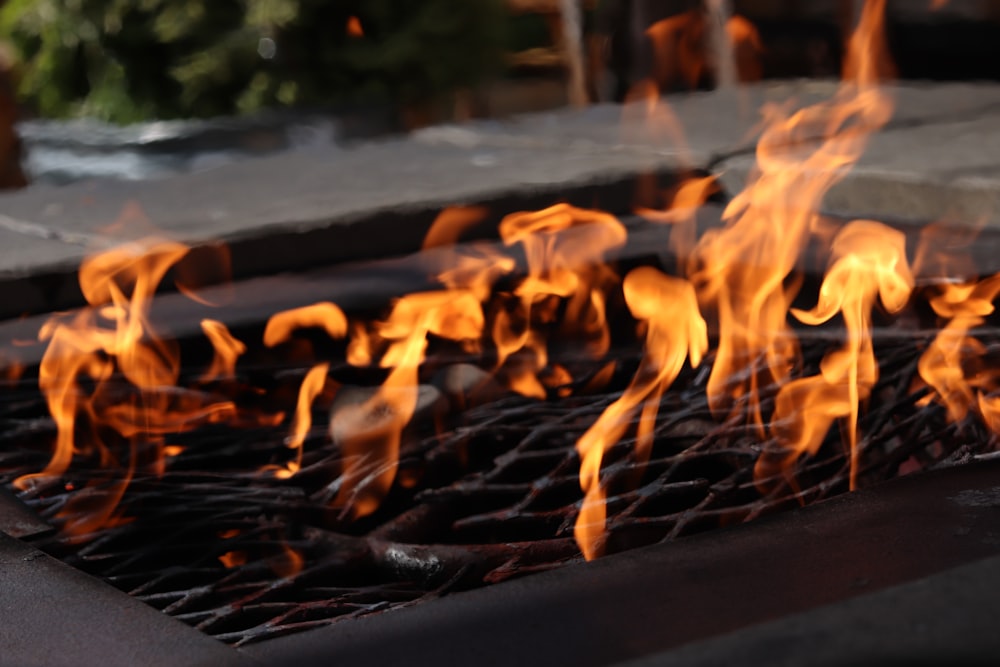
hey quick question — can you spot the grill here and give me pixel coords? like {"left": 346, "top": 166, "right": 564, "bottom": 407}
{"left": 2, "top": 320, "right": 992, "bottom": 648}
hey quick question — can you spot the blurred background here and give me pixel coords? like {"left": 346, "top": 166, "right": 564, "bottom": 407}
{"left": 0, "top": 0, "right": 999, "bottom": 186}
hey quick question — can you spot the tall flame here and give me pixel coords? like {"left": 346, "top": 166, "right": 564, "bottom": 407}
{"left": 18, "top": 238, "right": 237, "bottom": 533}
{"left": 264, "top": 302, "right": 348, "bottom": 479}
{"left": 690, "top": 0, "right": 893, "bottom": 428}
{"left": 279, "top": 362, "right": 330, "bottom": 479}
{"left": 918, "top": 276, "right": 1000, "bottom": 422}
{"left": 575, "top": 267, "right": 707, "bottom": 559}
{"left": 760, "top": 220, "right": 913, "bottom": 489}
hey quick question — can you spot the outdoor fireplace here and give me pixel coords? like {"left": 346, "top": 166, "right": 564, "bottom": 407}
{"left": 4, "top": 1, "right": 1000, "bottom": 665}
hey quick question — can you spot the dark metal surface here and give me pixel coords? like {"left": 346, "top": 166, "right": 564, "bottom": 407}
{"left": 626, "top": 551, "right": 1000, "bottom": 667}
{"left": 0, "top": 531, "right": 243, "bottom": 667}
{"left": 0, "top": 484, "right": 51, "bottom": 538}
{"left": 244, "top": 458, "right": 1000, "bottom": 667}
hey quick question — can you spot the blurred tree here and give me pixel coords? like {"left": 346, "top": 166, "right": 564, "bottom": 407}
{"left": 0, "top": 0, "right": 507, "bottom": 123}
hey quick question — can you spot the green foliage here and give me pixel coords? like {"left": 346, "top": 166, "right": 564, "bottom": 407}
{"left": 0, "top": 0, "right": 507, "bottom": 122}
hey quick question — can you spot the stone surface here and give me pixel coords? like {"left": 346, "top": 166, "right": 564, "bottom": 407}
{"left": 717, "top": 82, "right": 1000, "bottom": 229}
{"left": 1, "top": 80, "right": 1000, "bottom": 315}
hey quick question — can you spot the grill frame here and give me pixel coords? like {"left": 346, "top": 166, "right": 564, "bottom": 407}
{"left": 3, "top": 208, "right": 1000, "bottom": 655}
{"left": 4, "top": 321, "right": 995, "bottom": 647}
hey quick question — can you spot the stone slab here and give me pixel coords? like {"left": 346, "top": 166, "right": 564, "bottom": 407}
{"left": 0, "top": 532, "right": 248, "bottom": 667}
{"left": 716, "top": 82, "right": 1000, "bottom": 232}
{"left": 0, "top": 221, "right": 88, "bottom": 279}
{"left": 1, "top": 81, "right": 1000, "bottom": 318}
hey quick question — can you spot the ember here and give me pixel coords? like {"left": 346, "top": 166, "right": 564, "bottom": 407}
{"left": 3, "top": 0, "right": 1000, "bottom": 650}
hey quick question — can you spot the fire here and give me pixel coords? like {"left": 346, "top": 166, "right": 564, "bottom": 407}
{"left": 636, "top": 174, "right": 719, "bottom": 271}
{"left": 275, "top": 362, "right": 330, "bottom": 480}
{"left": 18, "top": 237, "right": 237, "bottom": 533}
{"left": 646, "top": 10, "right": 709, "bottom": 91}
{"left": 219, "top": 551, "right": 247, "bottom": 568}
{"left": 0, "top": 355, "right": 23, "bottom": 384}
{"left": 199, "top": 319, "right": 246, "bottom": 382}
{"left": 273, "top": 542, "right": 304, "bottom": 579}
{"left": 690, "top": 0, "right": 893, "bottom": 429}
{"left": 337, "top": 290, "right": 483, "bottom": 518}
{"left": 347, "top": 16, "right": 364, "bottom": 38}
{"left": 263, "top": 303, "right": 347, "bottom": 479}
{"left": 264, "top": 302, "right": 348, "bottom": 347}
{"left": 759, "top": 221, "right": 913, "bottom": 489}
{"left": 575, "top": 268, "right": 707, "bottom": 559}
{"left": 494, "top": 204, "right": 626, "bottom": 397}
{"left": 918, "top": 276, "right": 1000, "bottom": 422}
{"left": 18, "top": 0, "right": 1000, "bottom": 571}
{"left": 423, "top": 206, "right": 515, "bottom": 304}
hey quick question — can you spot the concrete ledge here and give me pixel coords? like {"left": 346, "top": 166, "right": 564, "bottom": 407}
{"left": 717, "top": 83, "right": 1000, "bottom": 228}
{"left": 2, "top": 81, "right": 1000, "bottom": 320}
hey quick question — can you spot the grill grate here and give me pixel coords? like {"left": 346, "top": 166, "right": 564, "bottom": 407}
{"left": 1, "top": 330, "right": 995, "bottom": 647}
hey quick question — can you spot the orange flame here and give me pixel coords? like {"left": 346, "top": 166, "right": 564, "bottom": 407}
{"left": 347, "top": 16, "right": 364, "bottom": 38}
{"left": 18, "top": 0, "right": 969, "bottom": 568}
{"left": 761, "top": 221, "right": 913, "bottom": 489}
{"left": 199, "top": 319, "right": 246, "bottom": 382}
{"left": 637, "top": 175, "right": 718, "bottom": 272}
{"left": 273, "top": 362, "right": 329, "bottom": 480}
{"left": 337, "top": 290, "right": 483, "bottom": 518}
{"left": 422, "top": 206, "right": 487, "bottom": 251}
{"left": 0, "top": 355, "right": 24, "bottom": 384}
{"left": 219, "top": 551, "right": 247, "bottom": 568}
{"left": 423, "top": 206, "right": 515, "bottom": 303}
{"left": 843, "top": 0, "right": 895, "bottom": 84}
{"left": 646, "top": 11, "right": 709, "bottom": 91}
{"left": 575, "top": 268, "right": 707, "bottom": 559}
{"left": 727, "top": 15, "right": 763, "bottom": 83}
{"left": 264, "top": 302, "right": 348, "bottom": 348}
{"left": 18, "top": 237, "right": 237, "bottom": 533}
{"left": 918, "top": 276, "right": 1000, "bottom": 422}
{"left": 690, "top": 0, "right": 893, "bottom": 429}
{"left": 495, "top": 204, "right": 626, "bottom": 397}
{"left": 273, "top": 542, "right": 304, "bottom": 578}
{"left": 263, "top": 303, "right": 346, "bottom": 478}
